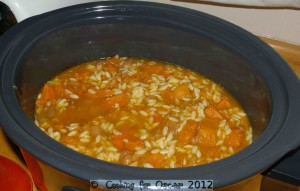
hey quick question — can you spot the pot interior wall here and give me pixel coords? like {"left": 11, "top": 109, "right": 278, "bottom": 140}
{"left": 16, "top": 23, "right": 271, "bottom": 140}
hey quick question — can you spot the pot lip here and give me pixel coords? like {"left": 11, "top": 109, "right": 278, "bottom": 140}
{"left": 1, "top": 1, "right": 300, "bottom": 188}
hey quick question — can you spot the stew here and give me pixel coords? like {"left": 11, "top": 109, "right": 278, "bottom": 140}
{"left": 34, "top": 56, "right": 252, "bottom": 168}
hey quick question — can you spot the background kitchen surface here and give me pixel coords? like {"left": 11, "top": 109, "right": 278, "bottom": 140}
{"left": 1, "top": 0, "right": 300, "bottom": 45}
{"left": 163, "top": 0, "right": 300, "bottom": 45}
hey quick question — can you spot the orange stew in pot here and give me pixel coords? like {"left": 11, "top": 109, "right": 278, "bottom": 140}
{"left": 34, "top": 56, "right": 252, "bottom": 168}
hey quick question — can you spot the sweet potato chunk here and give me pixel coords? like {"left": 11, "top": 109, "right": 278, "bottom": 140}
{"left": 145, "top": 153, "right": 165, "bottom": 168}
{"left": 224, "top": 129, "right": 244, "bottom": 147}
{"left": 198, "top": 119, "right": 218, "bottom": 147}
{"left": 110, "top": 134, "right": 144, "bottom": 151}
{"left": 172, "top": 84, "right": 192, "bottom": 99}
{"left": 177, "top": 120, "right": 199, "bottom": 145}
{"left": 205, "top": 106, "right": 223, "bottom": 119}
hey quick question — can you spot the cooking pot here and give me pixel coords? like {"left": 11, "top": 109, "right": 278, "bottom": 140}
{"left": 0, "top": 1, "right": 300, "bottom": 191}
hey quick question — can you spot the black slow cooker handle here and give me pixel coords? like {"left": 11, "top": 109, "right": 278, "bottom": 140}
{"left": 62, "top": 186, "right": 85, "bottom": 191}
{"left": 0, "top": 2, "right": 17, "bottom": 35}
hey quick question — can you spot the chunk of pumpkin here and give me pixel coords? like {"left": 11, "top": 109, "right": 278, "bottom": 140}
{"left": 145, "top": 153, "right": 165, "bottom": 168}
{"left": 172, "top": 84, "right": 192, "bottom": 99}
{"left": 42, "top": 84, "right": 56, "bottom": 100}
{"left": 36, "top": 84, "right": 59, "bottom": 105}
{"left": 217, "top": 96, "right": 231, "bottom": 109}
{"left": 204, "top": 106, "right": 223, "bottom": 119}
{"left": 224, "top": 129, "right": 244, "bottom": 147}
{"left": 198, "top": 119, "right": 218, "bottom": 147}
{"left": 177, "top": 120, "right": 199, "bottom": 145}
{"left": 115, "top": 119, "right": 143, "bottom": 136}
{"left": 110, "top": 134, "right": 144, "bottom": 151}
{"left": 142, "top": 62, "right": 164, "bottom": 74}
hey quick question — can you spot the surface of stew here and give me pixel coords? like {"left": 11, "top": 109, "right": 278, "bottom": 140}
{"left": 35, "top": 56, "right": 252, "bottom": 168}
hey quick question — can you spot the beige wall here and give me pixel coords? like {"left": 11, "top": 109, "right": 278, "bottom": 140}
{"left": 147, "top": 1, "right": 300, "bottom": 45}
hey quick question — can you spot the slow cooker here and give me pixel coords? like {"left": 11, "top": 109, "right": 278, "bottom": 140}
{"left": 0, "top": 1, "right": 300, "bottom": 191}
